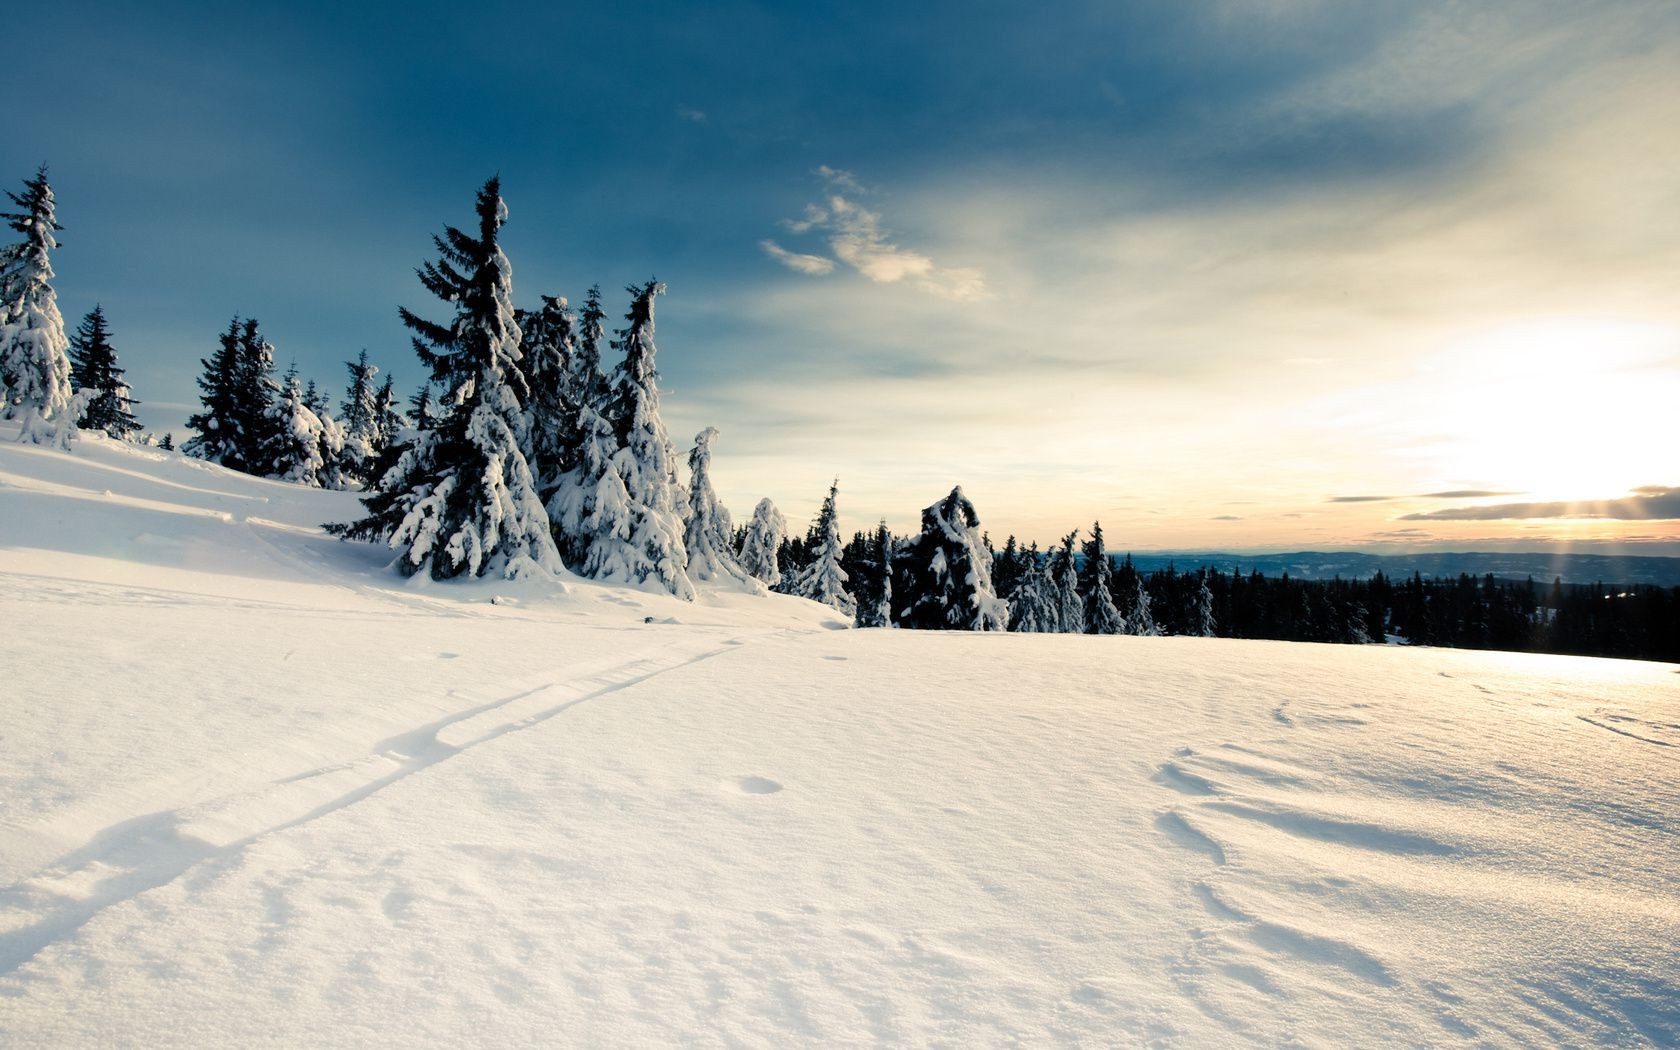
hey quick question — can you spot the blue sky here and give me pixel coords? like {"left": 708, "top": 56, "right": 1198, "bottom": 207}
{"left": 9, "top": 1, "right": 1680, "bottom": 551}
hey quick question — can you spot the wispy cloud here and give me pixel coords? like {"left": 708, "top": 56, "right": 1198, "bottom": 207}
{"left": 1328, "top": 495, "right": 1395, "bottom": 503}
{"left": 1418, "top": 489, "right": 1523, "bottom": 499}
{"left": 763, "top": 168, "right": 989, "bottom": 301}
{"left": 759, "top": 240, "right": 835, "bottom": 275}
{"left": 1402, "top": 487, "right": 1680, "bottom": 521}
{"left": 676, "top": 104, "right": 708, "bottom": 124}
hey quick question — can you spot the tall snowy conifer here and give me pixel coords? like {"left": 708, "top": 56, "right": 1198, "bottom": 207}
{"left": 517, "top": 293, "right": 577, "bottom": 499}
{"left": 330, "top": 177, "right": 561, "bottom": 580}
{"left": 854, "top": 520, "right": 894, "bottom": 628}
{"left": 737, "top": 497, "right": 786, "bottom": 585}
{"left": 790, "top": 480, "right": 855, "bottom": 616}
{"left": 263, "top": 374, "right": 330, "bottom": 486}
{"left": 1191, "top": 569, "right": 1217, "bottom": 637}
{"left": 68, "top": 305, "right": 140, "bottom": 440}
{"left": 0, "top": 167, "right": 73, "bottom": 443}
{"left": 339, "top": 349, "right": 381, "bottom": 480}
{"left": 183, "top": 318, "right": 248, "bottom": 468}
{"left": 1051, "top": 531, "right": 1085, "bottom": 634}
{"left": 1007, "top": 545, "right": 1058, "bottom": 632}
{"left": 373, "top": 375, "right": 404, "bottom": 456}
{"left": 1081, "top": 522, "right": 1126, "bottom": 635}
{"left": 410, "top": 383, "right": 437, "bottom": 430}
{"left": 684, "top": 426, "right": 757, "bottom": 588}
{"left": 549, "top": 281, "right": 693, "bottom": 598}
{"left": 891, "top": 486, "right": 1008, "bottom": 631}
{"left": 234, "top": 318, "right": 282, "bottom": 474}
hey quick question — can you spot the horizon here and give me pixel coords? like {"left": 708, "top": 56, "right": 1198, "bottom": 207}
{"left": 7, "top": 1, "right": 1679, "bottom": 554}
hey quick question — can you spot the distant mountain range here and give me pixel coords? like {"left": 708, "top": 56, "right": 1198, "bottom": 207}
{"left": 1119, "top": 551, "right": 1680, "bottom": 587}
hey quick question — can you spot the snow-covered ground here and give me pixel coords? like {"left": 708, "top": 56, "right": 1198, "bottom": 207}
{"left": 2, "top": 432, "right": 1677, "bottom": 1047}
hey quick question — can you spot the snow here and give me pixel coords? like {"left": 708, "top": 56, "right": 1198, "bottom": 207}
{"left": 2, "top": 428, "right": 1678, "bottom": 1047}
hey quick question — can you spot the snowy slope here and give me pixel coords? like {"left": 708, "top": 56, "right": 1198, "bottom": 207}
{"left": 2, "top": 432, "right": 1678, "bottom": 1047}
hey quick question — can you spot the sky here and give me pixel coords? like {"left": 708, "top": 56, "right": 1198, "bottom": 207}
{"left": 8, "top": 0, "right": 1680, "bottom": 553}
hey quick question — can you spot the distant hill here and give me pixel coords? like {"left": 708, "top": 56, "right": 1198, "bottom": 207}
{"left": 1121, "top": 550, "right": 1680, "bottom": 587}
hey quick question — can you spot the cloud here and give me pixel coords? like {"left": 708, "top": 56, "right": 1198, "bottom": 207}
{"left": 1401, "top": 487, "right": 1680, "bottom": 521}
{"left": 764, "top": 169, "right": 989, "bottom": 301}
{"left": 1418, "top": 489, "right": 1523, "bottom": 499}
{"left": 1212, "top": 515, "right": 1243, "bottom": 521}
{"left": 759, "top": 239, "right": 835, "bottom": 275}
{"left": 1328, "top": 495, "right": 1395, "bottom": 503}
{"left": 676, "top": 105, "right": 708, "bottom": 124}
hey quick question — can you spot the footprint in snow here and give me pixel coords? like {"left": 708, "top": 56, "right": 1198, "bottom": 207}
{"left": 730, "top": 776, "right": 783, "bottom": 795}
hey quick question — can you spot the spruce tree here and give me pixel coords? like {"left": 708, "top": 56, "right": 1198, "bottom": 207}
{"left": 790, "top": 480, "right": 855, "bottom": 616}
{"left": 329, "top": 176, "right": 561, "bottom": 580}
{"left": 263, "top": 373, "right": 330, "bottom": 486}
{"left": 684, "top": 426, "right": 757, "bottom": 588}
{"left": 549, "top": 281, "right": 693, "bottom": 597}
{"left": 0, "top": 167, "right": 73, "bottom": 444}
{"left": 1191, "top": 569, "right": 1217, "bottom": 637}
{"left": 855, "top": 520, "right": 895, "bottom": 628}
{"left": 302, "top": 378, "right": 328, "bottom": 417}
{"left": 372, "top": 375, "right": 404, "bottom": 459}
{"left": 159, "top": 432, "right": 174, "bottom": 451}
{"left": 517, "top": 293, "right": 577, "bottom": 500}
{"left": 234, "top": 318, "right": 281, "bottom": 474}
{"left": 1117, "top": 556, "right": 1160, "bottom": 636}
{"left": 1081, "top": 522, "right": 1126, "bottom": 635}
{"left": 183, "top": 317, "right": 248, "bottom": 468}
{"left": 1008, "top": 545, "right": 1058, "bottom": 632}
{"left": 340, "top": 348, "right": 381, "bottom": 480}
{"left": 738, "top": 497, "right": 786, "bottom": 585}
{"left": 410, "top": 382, "right": 437, "bottom": 430}
{"left": 891, "top": 486, "right": 1008, "bottom": 631}
{"left": 68, "top": 305, "right": 140, "bottom": 440}
{"left": 1050, "top": 531, "right": 1084, "bottom": 634}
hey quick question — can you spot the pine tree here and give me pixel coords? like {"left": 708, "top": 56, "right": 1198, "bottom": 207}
{"left": 183, "top": 317, "right": 248, "bottom": 468}
{"left": 159, "top": 432, "right": 174, "bottom": 451}
{"left": 1122, "top": 559, "right": 1160, "bottom": 637}
{"left": 790, "top": 480, "right": 855, "bottom": 616}
{"left": 67, "top": 305, "right": 140, "bottom": 440}
{"left": 263, "top": 374, "right": 330, "bottom": 485}
{"left": 372, "top": 375, "right": 405, "bottom": 460}
{"left": 572, "top": 285, "right": 609, "bottom": 407}
{"left": 234, "top": 318, "right": 281, "bottom": 474}
{"left": 684, "top": 426, "right": 758, "bottom": 589}
{"left": 302, "top": 378, "right": 328, "bottom": 417}
{"left": 1008, "top": 545, "right": 1058, "bottom": 632}
{"left": 738, "top": 497, "right": 786, "bottom": 585}
{"left": 855, "top": 520, "right": 895, "bottom": 628}
{"left": 340, "top": 348, "right": 381, "bottom": 480}
{"left": 1050, "top": 532, "right": 1084, "bottom": 634}
{"left": 891, "top": 486, "right": 1008, "bottom": 631}
{"left": 329, "top": 177, "right": 562, "bottom": 580}
{"left": 517, "top": 293, "right": 577, "bottom": 499}
{"left": 0, "top": 167, "right": 73, "bottom": 444}
{"left": 549, "top": 281, "right": 693, "bottom": 597}
{"left": 1081, "top": 522, "right": 1126, "bottom": 635}
{"left": 1191, "top": 569, "right": 1216, "bottom": 637}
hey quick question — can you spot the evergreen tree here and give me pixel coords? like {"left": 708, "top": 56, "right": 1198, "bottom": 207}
{"left": 571, "top": 284, "right": 609, "bottom": 406}
{"left": 159, "top": 432, "right": 174, "bottom": 451}
{"left": 0, "top": 167, "right": 73, "bottom": 443}
{"left": 263, "top": 374, "right": 330, "bottom": 485}
{"left": 549, "top": 281, "right": 693, "bottom": 597}
{"left": 183, "top": 317, "right": 249, "bottom": 468}
{"left": 857, "top": 520, "right": 895, "bottom": 628}
{"left": 738, "top": 497, "right": 786, "bottom": 585}
{"left": 684, "top": 426, "right": 757, "bottom": 588}
{"left": 302, "top": 378, "right": 328, "bottom": 416}
{"left": 789, "top": 480, "right": 855, "bottom": 616}
{"left": 1050, "top": 531, "right": 1084, "bottom": 634}
{"left": 891, "top": 486, "right": 1008, "bottom": 631}
{"left": 517, "top": 293, "right": 577, "bottom": 499}
{"left": 372, "top": 375, "right": 405, "bottom": 459}
{"left": 329, "top": 177, "right": 561, "bottom": 580}
{"left": 1191, "top": 569, "right": 1217, "bottom": 637}
{"left": 67, "top": 305, "right": 140, "bottom": 440}
{"left": 233, "top": 318, "right": 282, "bottom": 474}
{"left": 1123, "top": 562, "right": 1160, "bottom": 637}
{"left": 340, "top": 348, "right": 381, "bottom": 480}
{"left": 1007, "top": 545, "right": 1058, "bottom": 632}
{"left": 1081, "top": 522, "right": 1126, "bottom": 635}
{"left": 409, "top": 382, "right": 437, "bottom": 430}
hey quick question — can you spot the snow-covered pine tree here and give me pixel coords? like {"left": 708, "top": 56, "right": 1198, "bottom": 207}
{"left": 68, "top": 305, "right": 140, "bottom": 440}
{"left": 790, "top": 480, "right": 855, "bottom": 616}
{"left": 1007, "top": 544, "right": 1058, "bottom": 632}
{"left": 1081, "top": 522, "right": 1126, "bottom": 635}
{"left": 1116, "top": 556, "right": 1161, "bottom": 636}
{"left": 517, "top": 293, "right": 577, "bottom": 500}
{"left": 263, "top": 373, "right": 330, "bottom": 485}
{"left": 1191, "top": 570, "right": 1217, "bottom": 637}
{"left": 372, "top": 375, "right": 404, "bottom": 459}
{"left": 339, "top": 349, "right": 380, "bottom": 480}
{"left": 737, "top": 497, "right": 786, "bottom": 585}
{"left": 159, "top": 432, "right": 174, "bottom": 450}
{"left": 1051, "top": 531, "right": 1085, "bottom": 634}
{"left": 234, "top": 318, "right": 282, "bottom": 474}
{"left": 302, "top": 378, "right": 327, "bottom": 416}
{"left": 854, "top": 520, "right": 894, "bottom": 628}
{"left": 549, "top": 281, "right": 693, "bottom": 597}
{"left": 183, "top": 318, "right": 248, "bottom": 468}
{"left": 891, "top": 486, "right": 1008, "bottom": 631}
{"left": 571, "top": 285, "right": 609, "bottom": 407}
{"left": 329, "top": 176, "right": 562, "bottom": 580}
{"left": 0, "top": 167, "right": 73, "bottom": 444}
{"left": 313, "top": 402, "right": 350, "bottom": 490}
{"left": 409, "top": 382, "right": 437, "bottom": 430}
{"left": 684, "top": 426, "right": 758, "bottom": 589}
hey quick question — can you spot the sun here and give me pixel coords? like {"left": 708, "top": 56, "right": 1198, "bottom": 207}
{"left": 1421, "top": 318, "right": 1680, "bottom": 502}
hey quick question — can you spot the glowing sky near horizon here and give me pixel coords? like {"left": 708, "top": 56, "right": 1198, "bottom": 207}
{"left": 7, "top": 1, "right": 1679, "bottom": 551}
